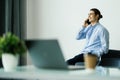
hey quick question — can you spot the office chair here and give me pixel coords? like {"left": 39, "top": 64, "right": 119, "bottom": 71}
{"left": 99, "top": 49, "right": 120, "bottom": 68}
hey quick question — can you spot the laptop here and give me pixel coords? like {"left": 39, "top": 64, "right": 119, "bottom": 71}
{"left": 25, "top": 39, "right": 85, "bottom": 70}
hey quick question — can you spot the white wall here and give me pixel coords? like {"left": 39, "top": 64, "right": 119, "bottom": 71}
{"left": 27, "top": 0, "right": 120, "bottom": 60}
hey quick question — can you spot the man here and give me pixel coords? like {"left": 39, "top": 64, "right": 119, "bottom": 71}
{"left": 67, "top": 8, "right": 109, "bottom": 67}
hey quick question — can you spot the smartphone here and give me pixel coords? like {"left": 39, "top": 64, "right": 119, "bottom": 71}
{"left": 86, "top": 19, "right": 91, "bottom": 24}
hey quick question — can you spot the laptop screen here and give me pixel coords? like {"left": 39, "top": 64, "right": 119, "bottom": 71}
{"left": 25, "top": 39, "right": 68, "bottom": 69}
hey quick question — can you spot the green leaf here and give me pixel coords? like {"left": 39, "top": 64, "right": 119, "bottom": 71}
{"left": 0, "top": 32, "right": 27, "bottom": 56}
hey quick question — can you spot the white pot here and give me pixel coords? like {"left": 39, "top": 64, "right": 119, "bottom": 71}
{"left": 2, "top": 53, "right": 19, "bottom": 72}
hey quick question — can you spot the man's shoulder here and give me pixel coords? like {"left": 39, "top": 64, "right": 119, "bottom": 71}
{"left": 96, "top": 23, "right": 107, "bottom": 30}
{"left": 95, "top": 23, "right": 109, "bottom": 33}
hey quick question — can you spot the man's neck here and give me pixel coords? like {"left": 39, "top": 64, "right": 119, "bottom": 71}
{"left": 91, "top": 21, "right": 98, "bottom": 26}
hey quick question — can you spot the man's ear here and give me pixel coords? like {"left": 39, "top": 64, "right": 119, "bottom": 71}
{"left": 96, "top": 14, "right": 99, "bottom": 20}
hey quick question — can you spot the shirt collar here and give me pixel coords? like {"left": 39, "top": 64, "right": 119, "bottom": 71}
{"left": 90, "top": 22, "right": 99, "bottom": 27}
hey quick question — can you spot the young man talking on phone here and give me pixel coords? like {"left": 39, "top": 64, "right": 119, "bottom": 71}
{"left": 67, "top": 8, "right": 109, "bottom": 70}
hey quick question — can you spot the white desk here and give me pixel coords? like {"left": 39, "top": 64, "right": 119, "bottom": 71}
{"left": 0, "top": 65, "right": 120, "bottom": 80}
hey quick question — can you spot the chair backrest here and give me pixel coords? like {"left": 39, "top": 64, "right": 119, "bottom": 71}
{"left": 101, "top": 49, "right": 120, "bottom": 58}
{"left": 99, "top": 49, "right": 120, "bottom": 68}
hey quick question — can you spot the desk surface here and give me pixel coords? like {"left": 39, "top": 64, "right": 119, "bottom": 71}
{"left": 0, "top": 65, "right": 120, "bottom": 80}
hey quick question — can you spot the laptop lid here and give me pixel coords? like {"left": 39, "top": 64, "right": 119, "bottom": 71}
{"left": 25, "top": 39, "right": 68, "bottom": 69}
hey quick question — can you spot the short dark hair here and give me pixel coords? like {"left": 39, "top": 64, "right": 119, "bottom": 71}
{"left": 90, "top": 8, "right": 103, "bottom": 20}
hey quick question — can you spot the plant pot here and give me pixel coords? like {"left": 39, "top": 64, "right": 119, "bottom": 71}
{"left": 2, "top": 53, "right": 19, "bottom": 72}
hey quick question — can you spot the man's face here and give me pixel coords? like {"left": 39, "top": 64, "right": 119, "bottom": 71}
{"left": 88, "top": 10, "right": 98, "bottom": 23}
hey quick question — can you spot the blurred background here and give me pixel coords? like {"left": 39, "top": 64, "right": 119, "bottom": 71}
{"left": 27, "top": 0, "right": 120, "bottom": 60}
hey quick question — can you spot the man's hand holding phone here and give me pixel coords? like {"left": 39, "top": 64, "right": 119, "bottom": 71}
{"left": 83, "top": 19, "right": 91, "bottom": 27}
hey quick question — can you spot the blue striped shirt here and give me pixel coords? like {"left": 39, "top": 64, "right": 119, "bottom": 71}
{"left": 76, "top": 23, "right": 109, "bottom": 57}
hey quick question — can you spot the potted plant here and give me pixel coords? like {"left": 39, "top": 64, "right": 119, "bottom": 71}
{"left": 0, "top": 32, "right": 27, "bottom": 71}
